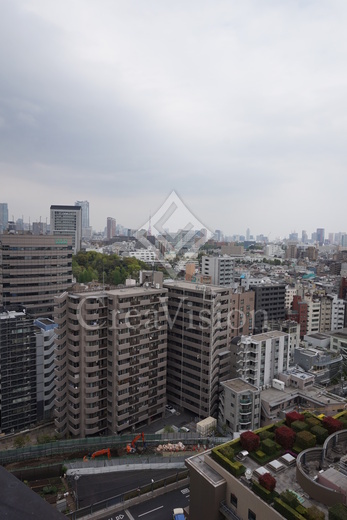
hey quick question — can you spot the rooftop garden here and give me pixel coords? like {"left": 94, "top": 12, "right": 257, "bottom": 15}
{"left": 210, "top": 411, "right": 347, "bottom": 520}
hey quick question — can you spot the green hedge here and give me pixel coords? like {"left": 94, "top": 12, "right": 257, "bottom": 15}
{"left": 261, "top": 438, "right": 277, "bottom": 455}
{"left": 307, "top": 424, "right": 328, "bottom": 444}
{"left": 252, "top": 481, "right": 278, "bottom": 503}
{"left": 210, "top": 449, "right": 246, "bottom": 477}
{"left": 273, "top": 498, "right": 306, "bottom": 520}
{"left": 291, "top": 421, "right": 309, "bottom": 433}
{"left": 295, "top": 430, "right": 316, "bottom": 449}
{"left": 259, "top": 430, "right": 275, "bottom": 441}
{"left": 305, "top": 417, "right": 320, "bottom": 430}
{"left": 329, "top": 502, "right": 347, "bottom": 520}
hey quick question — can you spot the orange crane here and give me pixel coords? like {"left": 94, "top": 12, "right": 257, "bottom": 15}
{"left": 83, "top": 448, "right": 111, "bottom": 462}
{"left": 126, "top": 432, "right": 146, "bottom": 454}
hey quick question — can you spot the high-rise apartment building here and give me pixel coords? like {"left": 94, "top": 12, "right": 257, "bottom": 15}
{"left": 163, "top": 281, "right": 233, "bottom": 418}
{"left": 106, "top": 217, "right": 117, "bottom": 240}
{"left": 230, "top": 289, "right": 255, "bottom": 338}
{"left": 0, "top": 233, "right": 73, "bottom": 319}
{"left": 50, "top": 205, "right": 82, "bottom": 254}
{"left": 202, "top": 256, "right": 234, "bottom": 286}
{"left": 0, "top": 203, "right": 8, "bottom": 233}
{"left": 316, "top": 228, "right": 325, "bottom": 246}
{"left": 54, "top": 284, "right": 167, "bottom": 438}
{"left": 35, "top": 317, "right": 58, "bottom": 419}
{"left": 231, "top": 331, "right": 290, "bottom": 388}
{"left": 250, "top": 284, "right": 286, "bottom": 333}
{"left": 0, "top": 307, "right": 38, "bottom": 434}
{"left": 75, "top": 200, "right": 90, "bottom": 237}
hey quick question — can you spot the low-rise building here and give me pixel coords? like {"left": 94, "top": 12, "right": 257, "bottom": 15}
{"left": 218, "top": 378, "right": 261, "bottom": 436}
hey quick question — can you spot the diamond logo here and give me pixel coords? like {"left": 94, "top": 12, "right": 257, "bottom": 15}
{"left": 136, "top": 191, "right": 213, "bottom": 279}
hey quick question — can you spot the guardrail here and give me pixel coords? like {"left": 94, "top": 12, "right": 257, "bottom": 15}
{"left": 0, "top": 434, "right": 230, "bottom": 465}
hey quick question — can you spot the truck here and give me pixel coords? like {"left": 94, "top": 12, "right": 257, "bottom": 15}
{"left": 173, "top": 507, "right": 185, "bottom": 520}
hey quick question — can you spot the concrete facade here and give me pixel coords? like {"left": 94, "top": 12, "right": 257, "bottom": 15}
{"left": 231, "top": 331, "right": 290, "bottom": 389}
{"left": 0, "top": 233, "right": 73, "bottom": 319}
{"left": 218, "top": 378, "right": 261, "bottom": 435}
{"left": 54, "top": 284, "right": 167, "bottom": 437}
{"left": 202, "top": 256, "right": 234, "bottom": 286}
{"left": 50, "top": 205, "right": 82, "bottom": 254}
{"left": 163, "top": 281, "right": 233, "bottom": 419}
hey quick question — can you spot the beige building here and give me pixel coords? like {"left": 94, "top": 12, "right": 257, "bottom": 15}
{"left": 0, "top": 233, "right": 73, "bottom": 318}
{"left": 230, "top": 289, "right": 255, "bottom": 338}
{"left": 54, "top": 283, "right": 167, "bottom": 437}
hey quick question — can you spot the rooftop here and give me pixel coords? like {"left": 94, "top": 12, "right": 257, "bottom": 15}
{"left": 222, "top": 379, "right": 260, "bottom": 393}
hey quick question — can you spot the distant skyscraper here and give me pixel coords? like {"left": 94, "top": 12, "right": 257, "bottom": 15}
{"left": 106, "top": 217, "right": 116, "bottom": 239}
{"left": 301, "top": 230, "right": 308, "bottom": 243}
{"left": 246, "top": 228, "right": 250, "bottom": 241}
{"left": 50, "top": 205, "right": 82, "bottom": 254}
{"left": 0, "top": 203, "right": 8, "bottom": 233}
{"left": 316, "top": 228, "right": 325, "bottom": 246}
{"left": 75, "top": 200, "right": 91, "bottom": 238}
{"left": 75, "top": 200, "right": 89, "bottom": 229}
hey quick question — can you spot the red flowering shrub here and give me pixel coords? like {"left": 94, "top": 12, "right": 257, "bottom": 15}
{"left": 259, "top": 472, "right": 276, "bottom": 492}
{"left": 275, "top": 425, "right": 296, "bottom": 450}
{"left": 322, "top": 416, "right": 343, "bottom": 435}
{"left": 286, "top": 411, "right": 305, "bottom": 427}
{"left": 240, "top": 431, "right": 260, "bottom": 452}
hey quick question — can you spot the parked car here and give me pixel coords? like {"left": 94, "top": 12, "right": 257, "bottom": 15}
{"left": 165, "top": 404, "right": 176, "bottom": 414}
{"left": 180, "top": 426, "right": 190, "bottom": 433}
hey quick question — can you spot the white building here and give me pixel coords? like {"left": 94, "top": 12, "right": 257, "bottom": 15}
{"left": 232, "top": 331, "right": 290, "bottom": 388}
{"left": 124, "top": 250, "right": 158, "bottom": 262}
{"left": 330, "top": 295, "right": 345, "bottom": 330}
{"left": 202, "top": 256, "right": 234, "bottom": 286}
{"left": 307, "top": 298, "right": 321, "bottom": 334}
{"left": 50, "top": 204, "right": 82, "bottom": 254}
{"left": 285, "top": 285, "right": 297, "bottom": 310}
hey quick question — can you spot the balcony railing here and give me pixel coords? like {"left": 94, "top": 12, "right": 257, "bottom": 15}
{"left": 219, "top": 501, "right": 242, "bottom": 520}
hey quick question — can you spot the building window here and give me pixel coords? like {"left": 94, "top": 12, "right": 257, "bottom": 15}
{"left": 230, "top": 493, "right": 237, "bottom": 507}
{"left": 248, "top": 509, "right": 256, "bottom": 520}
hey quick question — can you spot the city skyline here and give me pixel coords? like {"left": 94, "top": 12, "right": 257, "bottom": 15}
{"left": 1, "top": 1, "right": 347, "bottom": 236}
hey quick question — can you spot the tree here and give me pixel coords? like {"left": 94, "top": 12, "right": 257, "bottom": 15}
{"left": 240, "top": 431, "right": 260, "bottom": 452}
{"left": 275, "top": 425, "right": 296, "bottom": 450}
{"left": 259, "top": 472, "right": 276, "bottom": 492}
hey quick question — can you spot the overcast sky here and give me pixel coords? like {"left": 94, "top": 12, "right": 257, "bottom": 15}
{"left": 1, "top": 0, "right": 347, "bottom": 239}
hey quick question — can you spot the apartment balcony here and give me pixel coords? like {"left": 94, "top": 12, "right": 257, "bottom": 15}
{"left": 55, "top": 411, "right": 67, "bottom": 423}
{"left": 85, "top": 416, "right": 99, "bottom": 426}
{"left": 55, "top": 354, "right": 67, "bottom": 367}
{"left": 85, "top": 301, "right": 99, "bottom": 311}
{"left": 219, "top": 501, "right": 242, "bottom": 520}
{"left": 68, "top": 393, "right": 80, "bottom": 405}
{"left": 85, "top": 373, "right": 99, "bottom": 384}
{"left": 239, "top": 408, "right": 252, "bottom": 416}
{"left": 84, "top": 394, "right": 100, "bottom": 405}
{"left": 239, "top": 418, "right": 252, "bottom": 427}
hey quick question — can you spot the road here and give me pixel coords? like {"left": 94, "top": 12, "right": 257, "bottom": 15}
{"left": 97, "top": 486, "right": 190, "bottom": 520}
{"left": 76, "top": 469, "right": 185, "bottom": 508}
